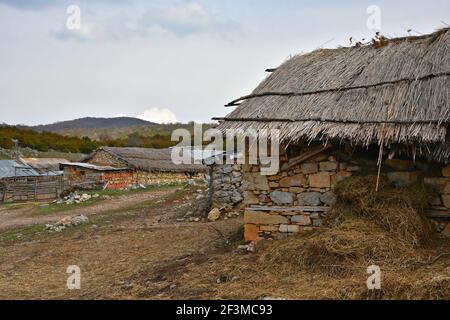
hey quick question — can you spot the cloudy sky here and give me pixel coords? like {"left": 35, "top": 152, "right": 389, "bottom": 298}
{"left": 0, "top": 0, "right": 449, "bottom": 125}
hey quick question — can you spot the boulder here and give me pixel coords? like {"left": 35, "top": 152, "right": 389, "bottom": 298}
{"left": 207, "top": 208, "right": 221, "bottom": 221}
{"left": 270, "top": 191, "right": 293, "bottom": 205}
{"left": 320, "top": 191, "right": 336, "bottom": 206}
{"left": 291, "top": 215, "right": 312, "bottom": 225}
{"left": 297, "top": 192, "right": 321, "bottom": 206}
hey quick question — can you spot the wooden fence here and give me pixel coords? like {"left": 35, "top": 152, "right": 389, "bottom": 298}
{"left": 0, "top": 176, "right": 64, "bottom": 203}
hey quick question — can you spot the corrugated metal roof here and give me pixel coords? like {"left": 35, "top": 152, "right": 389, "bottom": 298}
{"left": 0, "top": 160, "right": 41, "bottom": 179}
{"left": 61, "top": 162, "right": 130, "bottom": 172}
{"left": 22, "top": 158, "right": 70, "bottom": 173}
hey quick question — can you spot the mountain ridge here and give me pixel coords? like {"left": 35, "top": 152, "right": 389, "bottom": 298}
{"left": 29, "top": 117, "right": 157, "bottom": 132}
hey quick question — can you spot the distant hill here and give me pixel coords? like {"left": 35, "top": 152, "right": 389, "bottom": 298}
{"left": 31, "top": 117, "right": 156, "bottom": 132}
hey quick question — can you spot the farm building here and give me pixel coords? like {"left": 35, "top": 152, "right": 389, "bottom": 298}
{"left": 61, "top": 162, "right": 134, "bottom": 190}
{"left": 0, "top": 159, "right": 64, "bottom": 203}
{"left": 22, "top": 158, "right": 69, "bottom": 175}
{"left": 83, "top": 147, "right": 205, "bottom": 185}
{"left": 213, "top": 29, "right": 450, "bottom": 241}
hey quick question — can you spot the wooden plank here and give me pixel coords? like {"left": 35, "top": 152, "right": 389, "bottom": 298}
{"left": 248, "top": 205, "right": 331, "bottom": 212}
{"left": 281, "top": 144, "right": 333, "bottom": 170}
{"left": 426, "top": 209, "right": 450, "bottom": 218}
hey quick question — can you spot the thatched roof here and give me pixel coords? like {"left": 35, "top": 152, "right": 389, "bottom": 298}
{"left": 84, "top": 147, "right": 205, "bottom": 173}
{"left": 215, "top": 29, "right": 450, "bottom": 163}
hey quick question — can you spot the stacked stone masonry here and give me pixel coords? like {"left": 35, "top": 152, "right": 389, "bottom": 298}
{"left": 208, "top": 164, "right": 244, "bottom": 208}
{"left": 243, "top": 147, "right": 450, "bottom": 242}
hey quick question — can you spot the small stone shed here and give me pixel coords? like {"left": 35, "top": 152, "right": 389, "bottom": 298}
{"left": 83, "top": 147, "right": 205, "bottom": 186}
{"left": 214, "top": 29, "right": 450, "bottom": 241}
{"left": 61, "top": 162, "right": 133, "bottom": 190}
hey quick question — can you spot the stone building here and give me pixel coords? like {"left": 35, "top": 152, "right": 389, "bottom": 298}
{"left": 61, "top": 162, "right": 134, "bottom": 190}
{"left": 213, "top": 29, "right": 450, "bottom": 241}
{"left": 83, "top": 147, "right": 205, "bottom": 186}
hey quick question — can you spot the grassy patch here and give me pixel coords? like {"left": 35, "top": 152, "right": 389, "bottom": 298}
{"left": 0, "top": 202, "right": 33, "bottom": 211}
{"left": 0, "top": 224, "right": 46, "bottom": 247}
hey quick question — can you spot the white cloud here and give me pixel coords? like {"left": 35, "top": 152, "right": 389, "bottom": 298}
{"left": 52, "top": 23, "right": 98, "bottom": 41}
{"left": 138, "top": 108, "right": 177, "bottom": 124}
{"left": 141, "top": 2, "right": 242, "bottom": 37}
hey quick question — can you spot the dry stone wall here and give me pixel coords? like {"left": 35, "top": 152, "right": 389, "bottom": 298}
{"left": 207, "top": 164, "right": 244, "bottom": 208}
{"left": 243, "top": 146, "right": 450, "bottom": 242}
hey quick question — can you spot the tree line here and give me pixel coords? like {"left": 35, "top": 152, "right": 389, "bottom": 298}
{"left": 0, "top": 126, "right": 177, "bottom": 154}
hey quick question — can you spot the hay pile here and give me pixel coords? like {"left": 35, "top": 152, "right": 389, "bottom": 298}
{"left": 258, "top": 176, "right": 450, "bottom": 299}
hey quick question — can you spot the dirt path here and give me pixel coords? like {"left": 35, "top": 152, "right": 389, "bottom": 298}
{"left": 0, "top": 186, "right": 243, "bottom": 299}
{"left": 0, "top": 189, "right": 176, "bottom": 231}
{"left": 0, "top": 185, "right": 448, "bottom": 300}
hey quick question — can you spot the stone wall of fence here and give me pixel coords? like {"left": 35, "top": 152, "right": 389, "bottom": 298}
{"left": 243, "top": 145, "right": 450, "bottom": 242}
{"left": 207, "top": 164, "right": 244, "bottom": 208}
{"left": 133, "top": 170, "right": 200, "bottom": 186}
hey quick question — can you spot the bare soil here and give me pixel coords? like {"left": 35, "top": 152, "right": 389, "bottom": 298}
{"left": 0, "top": 185, "right": 448, "bottom": 300}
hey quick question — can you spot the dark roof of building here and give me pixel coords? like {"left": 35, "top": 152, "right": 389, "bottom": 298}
{"left": 83, "top": 147, "right": 206, "bottom": 173}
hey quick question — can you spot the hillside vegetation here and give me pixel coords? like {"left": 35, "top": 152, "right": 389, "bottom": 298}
{"left": 0, "top": 121, "right": 215, "bottom": 155}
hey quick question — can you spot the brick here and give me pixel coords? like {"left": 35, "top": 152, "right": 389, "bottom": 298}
{"left": 331, "top": 171, "right": 352, "bottom": 185}
{"left": 289, "top": 187, "right": 305, "bottom": 194}
{"left": 259, "top": 225, "right": 279, "bottom": 232}
{"left": 269, "top": 182, "right": 279, "bottom": 188}
{"left": 243, "top": 172, "right": 269, "bottom": 191}
{"left": 444, "top": 182, "right": 450, "bottom": 194}
{"left": 301, "top": 163, "right": 318, "bottom": 174}
{"left": 243, "top": 191, "right": 259, "bottom": 205}
{"left": 442, "top": 195, "right": 450, "bottom": 208}
{"left": 244, "top": 224, "right": 261, "bottom": 242}
{"left": 347, "top": 165, "right": 361, "bottom": 172}
{"left": 309, "top": 172, "right": 331, "bottom": 188}
{"left": 279, "top": 224, "right": 300, "bottom": 233}
{"left": 279, "top": 174, "right": 307, "bottom": 187}
{"left": 244, "top": 210, "right": 289, "bottom": 225}
{"left": 424, "top": 177, "right": 448, "bottom": 193}
{"left": 319, "top": 161, "right": 338, "bottom": 172}
{"left": 443, "top": 165, "right": 450, "bottom": 177}
{"left": 291, "top": 215, "right": 312, "bottom": 225}
{"left": 443, "top": 223, "right": 450, "bottom": 237}
{"left": 385, "top": 159, "right": 415, "bottom": 171}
